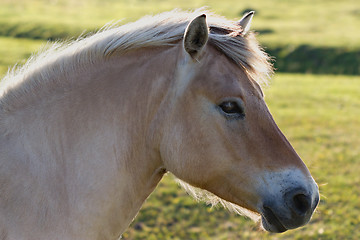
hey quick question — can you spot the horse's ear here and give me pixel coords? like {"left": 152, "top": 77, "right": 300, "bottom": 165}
{"left": 184, "top": 14, "right": 209, "bottom": 59}
{"left": 239, "top": 11, "right": 254, "bottom": 35}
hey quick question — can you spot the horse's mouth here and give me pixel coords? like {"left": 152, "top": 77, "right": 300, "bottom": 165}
{"left": 261, "top": 207, "right": 287, "bottom": 233}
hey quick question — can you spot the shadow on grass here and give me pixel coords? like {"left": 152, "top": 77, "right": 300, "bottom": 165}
{"left": 267, "top": 45, "right": 360, "bottom": 75}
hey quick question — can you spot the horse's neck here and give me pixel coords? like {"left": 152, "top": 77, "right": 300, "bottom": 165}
{"left": 0, "top": 46, "right": 178, "bottom": 239}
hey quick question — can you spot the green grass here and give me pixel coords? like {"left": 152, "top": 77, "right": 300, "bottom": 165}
{"left": 0, "top": 37, "right": 45, "bottom": 75}
{"left": 122, "top": 74, "right": 360, "bottom": 240}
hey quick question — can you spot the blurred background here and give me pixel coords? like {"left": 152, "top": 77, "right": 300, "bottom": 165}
{"left": 0, "top": 0, "right": 359, "bottom": 239}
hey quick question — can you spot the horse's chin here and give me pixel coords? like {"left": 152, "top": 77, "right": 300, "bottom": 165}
{"left": 260, "top": 208, "right": 288, "bottom": 233}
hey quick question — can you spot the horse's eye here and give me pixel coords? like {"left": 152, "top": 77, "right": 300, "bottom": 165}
{"left": 218, "top": 101, "right": 245, "bottom": 119}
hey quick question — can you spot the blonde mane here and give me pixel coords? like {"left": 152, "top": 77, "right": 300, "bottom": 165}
{"left": 0, "top": 9, "right": 272, "bottom": 115}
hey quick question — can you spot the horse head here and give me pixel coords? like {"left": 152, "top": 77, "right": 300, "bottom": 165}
{"left": 159, "top": 13, "right": 319, "bottom": 233}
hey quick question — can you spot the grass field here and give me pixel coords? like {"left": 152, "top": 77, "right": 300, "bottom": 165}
{"left": 0, "top": 0, "right": 359, "bottom": 239}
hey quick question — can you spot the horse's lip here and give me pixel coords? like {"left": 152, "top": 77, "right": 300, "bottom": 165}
{"left": 261, "top": 207, "right": 288, "bottom": 233}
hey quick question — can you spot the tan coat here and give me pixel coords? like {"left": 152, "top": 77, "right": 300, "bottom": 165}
{"left": 0, "top": 10, "right": 318, "bottom": 239}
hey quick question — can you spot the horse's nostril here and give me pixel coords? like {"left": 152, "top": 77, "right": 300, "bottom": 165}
{"left": 292, "top": 193, "right": 311, "bottom": 216}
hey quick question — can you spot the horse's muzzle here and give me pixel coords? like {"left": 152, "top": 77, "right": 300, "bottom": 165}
{"left": 260, "top": 186, "right": 320, "bottom": 233}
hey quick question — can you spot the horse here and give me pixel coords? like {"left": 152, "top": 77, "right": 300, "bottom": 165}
{"left": 0, "top": 9, "right": 319, "bottom": 239}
